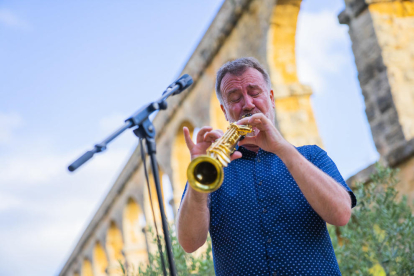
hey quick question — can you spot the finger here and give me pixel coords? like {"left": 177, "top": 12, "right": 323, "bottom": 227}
{"left": 237, "top": 113, "right": 263, "bottom": 126}
{"left": 230, "top": 151, "right": 242, "bottom": 161}
{"left": 204, "top": 130, "right": 223, "bottom": 143}
{"left": 246, "top": 114, "right": 268, "bottom": 130}
{"left": 183, "top": 127, "right": 195, "bottom": 151}
{"left": 237, "top": 117, "right": 249, "bottom": 125}
{"left": 196, "top": 126, "right": 213, "bottom": 144}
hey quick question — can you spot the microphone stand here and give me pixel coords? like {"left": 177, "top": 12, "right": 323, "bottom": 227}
{"left": 68, "top": 74, "right": 193, "bottom": 276}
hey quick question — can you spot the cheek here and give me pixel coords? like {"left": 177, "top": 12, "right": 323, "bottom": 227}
{"left": 227, "top": 103, "right": 243, "bottom": 118}
{"left": 253, "top": 98, "right": 268, "bottom": 110}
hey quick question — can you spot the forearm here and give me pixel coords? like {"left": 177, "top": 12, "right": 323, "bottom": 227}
{"left": 176, "top": 186, "right": 210, "bottom": 253}
{"left": 278, "top": 145, "right": 352, "bottom": 226}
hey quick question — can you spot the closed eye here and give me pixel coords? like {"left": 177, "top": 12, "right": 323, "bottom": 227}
{"left": 231, "top": 97, "right": 242, "bottom": 103}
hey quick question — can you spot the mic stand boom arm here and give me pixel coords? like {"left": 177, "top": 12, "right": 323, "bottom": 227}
{"left": 68, "top": 74, "right": 192, "bottom": 172}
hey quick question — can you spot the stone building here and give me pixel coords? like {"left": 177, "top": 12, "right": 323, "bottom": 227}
{"left": 59, "top": 0, "right": 414, "bottom": 275}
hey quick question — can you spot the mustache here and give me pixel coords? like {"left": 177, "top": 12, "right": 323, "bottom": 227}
{"left": 238, "top": 111, "right": 261, "bottom": 120}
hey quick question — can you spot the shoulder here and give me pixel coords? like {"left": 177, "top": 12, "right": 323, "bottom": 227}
{"left": 296, "top": 144, "right": 325, "bottom": 162}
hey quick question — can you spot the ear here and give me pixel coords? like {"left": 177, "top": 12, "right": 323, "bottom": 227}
{"left": 269, "top": 89, "right": 275, "bottom": 108}
{"left": 220, "top": 104, "right": 229, "bottom": 121}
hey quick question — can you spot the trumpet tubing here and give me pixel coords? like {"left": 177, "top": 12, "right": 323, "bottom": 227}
{"left": 187, "top": 123, "right": 252, "bottom": 193}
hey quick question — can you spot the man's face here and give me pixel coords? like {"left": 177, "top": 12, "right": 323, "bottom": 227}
{"left": 220, "top": 67, "right": 275, "bottom": 123}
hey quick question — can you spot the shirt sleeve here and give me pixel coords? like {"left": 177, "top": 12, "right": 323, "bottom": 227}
{"left": 311, "top": 145, "right": 357, "bottom": 208}
{"left": 178, "top": 182, "right": 188, "bottom": 210}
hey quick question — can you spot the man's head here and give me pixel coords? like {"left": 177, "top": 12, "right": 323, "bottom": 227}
{"left": 215, "top": 57, "right": 275, "bottom": 123}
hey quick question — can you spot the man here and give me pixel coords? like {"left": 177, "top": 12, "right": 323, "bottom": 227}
{"left": 176, "top": 57, "right": 356, "bottom": 275}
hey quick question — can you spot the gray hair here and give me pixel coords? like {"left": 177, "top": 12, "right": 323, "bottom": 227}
{"left": 215, "top": 57, "right": 271, "bottom": 104}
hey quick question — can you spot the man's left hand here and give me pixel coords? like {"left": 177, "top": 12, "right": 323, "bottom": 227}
{"left": 237, "top": 113, "right": 290, "bottom": 155}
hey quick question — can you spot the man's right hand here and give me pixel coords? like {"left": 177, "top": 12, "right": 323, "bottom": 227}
{"left": 183, "top": 126, "right": 242, "bottom": 161}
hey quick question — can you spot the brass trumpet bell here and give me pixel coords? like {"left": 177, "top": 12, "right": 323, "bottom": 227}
{"left": 187, "top": 123, "right": 252, "bottom": 193}
{"left": 187, "top": 155, "right": 224, "bottom": 193}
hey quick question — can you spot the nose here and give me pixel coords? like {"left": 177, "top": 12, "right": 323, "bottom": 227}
{"left": 242, "top": 95, "right": 255, "bottom": 112}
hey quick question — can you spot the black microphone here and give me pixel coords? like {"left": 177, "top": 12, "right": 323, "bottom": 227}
{"left": 163, "top": 74, "right": 193, "bottom": 95}
{"left": 175, "top": 74, "right": 193, "bottom": 92}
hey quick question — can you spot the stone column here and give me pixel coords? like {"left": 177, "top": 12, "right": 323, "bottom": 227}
{"left": 267, "top": 0, "right": 323, "bottom": 147}
{"left": 123, "top": 243, "right": 148, "bottom": 269}
{"left": 338, "top": 0, "right": 414, "bottom": 164}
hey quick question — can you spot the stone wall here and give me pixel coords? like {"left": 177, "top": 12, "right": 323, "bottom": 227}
{"left": 339, "top": 0, "right": 414, "bottom": 205}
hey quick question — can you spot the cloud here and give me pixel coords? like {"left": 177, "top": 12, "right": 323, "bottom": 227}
{"left": 0, "top": 112, "right": 138, "bottom": 275}
{"left": 0, "top": 9, "right": 31, "bottom": 30}
{"left": 0, "top": 112, "right": 24, "bottom": 145}
{"left": 296, "top": 10, "right": 350, "bottom": 93}
{"left": 98, "top": 112, "right": 128, "bottom": 135}
{"left": 0, "top": 192, "right": 21, "bottom": 212}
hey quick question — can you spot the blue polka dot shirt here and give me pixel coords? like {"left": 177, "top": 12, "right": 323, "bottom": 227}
{"left": 181, "top": 145, "right": 356, "bottom": 275}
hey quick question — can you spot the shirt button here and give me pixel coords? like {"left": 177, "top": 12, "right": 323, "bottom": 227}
{"left": 257, "top": 158, "right": 261, "bottom": 162}
{"left": 258, "top": 181, "right": 262, "bottom": 185}
{"left": 267, "top": 238, "right": 272, "bottom": 243}
{"left": 273, "top": 272, "right": 277, "bottom": 276}
{"left": 263, "top": 208, "right": 267, "bottom": 213}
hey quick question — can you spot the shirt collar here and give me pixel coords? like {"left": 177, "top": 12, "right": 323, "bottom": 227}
{"left": 237, "top": 145, "right": 259, "bottom": 160}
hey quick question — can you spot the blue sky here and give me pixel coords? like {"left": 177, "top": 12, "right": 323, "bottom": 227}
{"left": 0, "top": 0, "right": 378, "bottom": 275}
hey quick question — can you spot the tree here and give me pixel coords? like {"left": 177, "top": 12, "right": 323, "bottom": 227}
{"left": 329, "top": 164, "right": 414, "bottom": 275}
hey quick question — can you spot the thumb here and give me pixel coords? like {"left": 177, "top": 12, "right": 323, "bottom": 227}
{"left": 183, "top": 127, "right": 195, "bottom": 151}
{"left": 230, "top": 151, "right": 242, "bottom": 161}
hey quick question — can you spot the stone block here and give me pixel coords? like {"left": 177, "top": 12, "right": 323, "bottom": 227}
{"left": 385, "top": 125, "right": 405, "bottom": 146}
{"left": 384, "top": 108, "right": 401, "bottom": 127}
{"left": 386, "top": 138, "right": 414, "bottom": 166}
{"left": 358, "top": 63, "right": 375, "bottom": 86}
{"left": 372, "top": 121, "right": 386, "bottom": 137}
{"left": 377, "top": 93, "right": 394, "bottom": 113}
{"left": 365, "top": 102, "right": 377, "bottom": 121}
{"left": 347, "top": 0, "right": 369, "bottom": 18}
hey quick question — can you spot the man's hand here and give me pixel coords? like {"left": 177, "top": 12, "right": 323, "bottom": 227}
{"left": 238, "top": 114, "right": 352, "bottom": 226}
{"left": 236, "top": 113, "right": 291, "bottom": 155}
{"left": 183, "top": 126, "right": 242, "bottom": 161}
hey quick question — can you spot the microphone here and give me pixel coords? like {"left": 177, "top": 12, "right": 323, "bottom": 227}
{"left": 163, "top": 74, "right": 193, "bottom": 96}
{"left": 175, "top": 74, "right": 193, "bottom": 92}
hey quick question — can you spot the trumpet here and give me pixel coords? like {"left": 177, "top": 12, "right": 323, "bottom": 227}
{"left": 187, "top": 121, "right": 253, "bottom": 193}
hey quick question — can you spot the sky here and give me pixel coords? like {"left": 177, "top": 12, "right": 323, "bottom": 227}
{"left": 0, "top": 0, "right": 379, "bottom": 275}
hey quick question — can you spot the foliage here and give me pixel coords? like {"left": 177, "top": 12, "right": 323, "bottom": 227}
{"left": 121, "top": 225, "right": 214, "bottom": 276}
{"left": 328, "top": 164, "right": 414, "bottom": 275}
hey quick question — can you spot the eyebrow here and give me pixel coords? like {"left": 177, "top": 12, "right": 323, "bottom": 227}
{"left": 225, "top": 84, "right": 263, "bottom": 99}
{"left": 226, "top": 88, "right": 240, "bottom": 98}
{"left": 247, "top": 84, "right": 262, "bottom": 90}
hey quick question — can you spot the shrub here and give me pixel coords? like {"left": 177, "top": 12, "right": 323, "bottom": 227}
{"left": 329, "top": 164, "right": 414, "bottom": 275}
{"left": 121, "top": 225, "right": 214, "bottom": 275}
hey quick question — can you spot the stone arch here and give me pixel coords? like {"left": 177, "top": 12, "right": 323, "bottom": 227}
{"left": 266, "top": 0, "right": 322, "bottom": 147}
{"left": 171, "top": 120, "right": 194, "bottom": 208}
{"left": 210, "top": 89, "right": 228, "bottom": 132}
{"left": 122, "top": 197, "right": 148, "bottom": 267}
{"left": 92, "top": 241, "right": 108, "bottom": 276}
{"left": 106, "top": 221, "right": 124, "bottom": 276}
{"left": 81, "top": 258, "right": 93, "bottom": 276}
